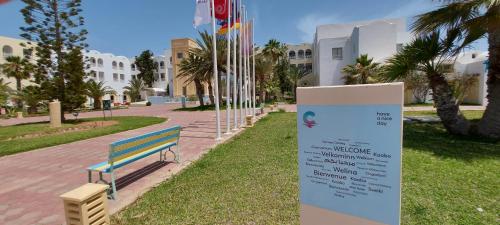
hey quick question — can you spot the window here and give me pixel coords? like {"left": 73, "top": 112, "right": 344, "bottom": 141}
{"left": 160, "top": 73, "right": 166, "bottom": 81}
{"left": 298, "top": 64, "right": 305, "bottom": 71}
{"left": 90, "top": 57, "right": 96, "bottom": 67}
{"left": 472, "top": 53, "right": 477, "bottom": 59}
{"left": 332, "top": 48, "right": 343, "bottom": 60}
{"left": 131, "top": 75, "right": 136, "bottom": 80}
{"left": 177, "top": 52, "right": 183, "bottom": 59}
{"left": 298, "top": 50, "right": 304, "bottom": 59}
{"left": 396, "top": 44, "right": 403, "bottom": 52}
{"left": 154, "top": 72, "right": 159, "bottom": 81}
{"left": 112, "top": 61, "right": 117, "bottom": 69}
{"left": 131, "top": 64, "right": 136, "bottom": 71}
{"left": 120, "top": 74, "right": 125, "bottom": 81}
{"left": 441, "top": 64, "right": 454, "bottom": 73}
{"left": 306, "top": 63, "right": 312, "bottom": 72}
{"left": 160, "top": 61, "right": 165, "bottom": 69}
{"left": 289, "top": 51, "right": 296, "bottom": 59}
{"left": 113, "top": 73, "right": 118, "bottom": 81}
{"left": 118, "top": 62, "right": 124, "bottom": 70}
{"left": 2, "top": 45, "right": 13, "bottom": 58}
{"left": 98, "top": 72, "right": 105, "bottom": 81}
{"left": 97, "top": 58, "right": 103, "bottom": 67}
{"left": 169, "top": 57, "right": 172, "bottom": 63}
{"left": 305, "top": 49, "right": 312, "bottom": 58}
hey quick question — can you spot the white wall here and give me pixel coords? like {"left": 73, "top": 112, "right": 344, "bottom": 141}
{"left": 318, "top": 37, "right": 351, "bottom": 85}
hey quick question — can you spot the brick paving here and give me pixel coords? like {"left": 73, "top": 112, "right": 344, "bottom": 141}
{"left": 0, "top": 103, "right": 259, "bottom": 225}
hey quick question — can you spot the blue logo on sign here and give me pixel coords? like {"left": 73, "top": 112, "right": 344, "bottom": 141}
{"left": 303, "top": 111, "right": 316, "bottom": 128}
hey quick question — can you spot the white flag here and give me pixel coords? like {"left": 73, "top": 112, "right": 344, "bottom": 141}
{"left": 193, "top": 0, "right": 211, "bottom": 28}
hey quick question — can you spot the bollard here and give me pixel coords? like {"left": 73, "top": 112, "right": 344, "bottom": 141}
{"left": 181, "top": 96, "right": 186, "bottom": 108}
{"left": 60, "top": 183, "right": 110, "bottom": 225}
{"left": 246, "top": 115, "right": 253, "bottom": 127}
{"left": 49, "top": 100, "right": 62, "bottom": 128}
{"left": 16, "top": 112, "right": 23, "bottom": 119}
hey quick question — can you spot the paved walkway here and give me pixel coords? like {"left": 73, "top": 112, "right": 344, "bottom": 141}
{"left": 0, "top": 103, "right": 260, "bottom": 225}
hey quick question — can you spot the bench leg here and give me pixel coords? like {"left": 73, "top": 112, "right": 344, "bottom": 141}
{"left": 88, "top": 170, "right": 92, "bottom": 183}
{"left": 160, "top": 150, "right": 163, "bottom": 161}
{"left": 169, "top": 147, "right": 180, "bottom": 163}
{"left": 110, "top": 172, "right": 117, "bottom": 200}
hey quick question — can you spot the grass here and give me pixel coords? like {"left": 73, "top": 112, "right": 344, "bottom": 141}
{"left": 113, "top": 112, "right": 499, "bottom": 225}
{"left": 404, "top": 110, "right": 485, "bottom": 118}
{"left": 0, "top": 116, "right": 166, "bottom": 157}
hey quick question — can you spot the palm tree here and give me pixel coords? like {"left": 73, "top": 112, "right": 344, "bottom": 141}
{"left": 255, "top": 53, "right": 273, "bottom": 103}
{"left": 178, "top": 53, "right": 207, "bottom": 106}
{"left": 342, "top": 54, "right": 381, "bottom": 84}
{"left": 124, "top": 77, "right": 146, "bottom": 103}
{"left": 288, "top": 66, "right": 309, "bottom": 100}
{"left": 86, "top": 80, "right": 115, "bottom": 109}
{"left": 384, "top": 32, "right": 471, "bottom": 135}
{"left": 263, "top": 39, "right": 287, "bottom": 64}
{"left": 412, "top": 0, "right": 500, "bottom": 138}
{"left": 0, "top": 56, "right": 32, "bottom": 91}
{"left": 0, "top": 78, "right": 12, "bottom": 115}
{"left": 14, "top": 85, "right": 43, "bottom": 114}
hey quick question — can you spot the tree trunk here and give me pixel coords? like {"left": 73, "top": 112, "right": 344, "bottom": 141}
{"left": 16, "top": 78, "right": 21, "bottom": 91}
{"left": 428, "top": 73, "right": 471, "bottom": 135}
{"left": 94, "top": 98, "right": 101, "bottom": 110}
{"left": 208, "top": 83, "right": 215, "bottom": 105}
{"left": 477, "top": 10, "right": 500, "bottom": 139}
{"left": 194, "top": 79, "right": 205, "bottom": 106}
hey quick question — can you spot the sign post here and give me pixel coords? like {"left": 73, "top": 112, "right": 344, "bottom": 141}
{"left": 297, "top": 83, "right": 403, "bottom": 225}
{"left": 102, "top": 100, "right": 112, "bottom": 120}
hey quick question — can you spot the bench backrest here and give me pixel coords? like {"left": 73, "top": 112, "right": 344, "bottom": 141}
{"left": 108, "top": 126, "right": 181, "bottom": 164}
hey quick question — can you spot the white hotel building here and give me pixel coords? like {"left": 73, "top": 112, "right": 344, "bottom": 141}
{"left": 312, "top": 18, "right": 411, "bottom": 86}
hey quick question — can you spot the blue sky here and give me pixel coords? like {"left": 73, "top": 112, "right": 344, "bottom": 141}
{"left": 0, "top": 0, "right": 487, "bottom": 57}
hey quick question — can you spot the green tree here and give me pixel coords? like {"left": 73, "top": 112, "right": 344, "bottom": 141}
{"left": 262, "top": 39, "right": 287, "bottom": 64}
{"left": 0, "top": 56, "right": 33, "bottom": 91}
{"left": 124, "top": 77, "right": 146, "bottom": 103}
{"left": 20, "top": 0, "right": 88, "bottom": 121}
{"left": 384, "top": 32, "right": 471, "bottom": 135}
{"left": 341, "top": 54, "right": 381, "bottom": 84}
{"left": 62, "top": 48, "right": 87, "bottom": 111}
{"left": 85, "top": 80, "right": 114, "bottom": 110}
{"left": 288, "top": 65, "right": 308, "bottom": 100}
{"left": 254, "top": 52, "right": 273, "bottom": 103}
{"left": 15, "top": 85, "right": 44, "bottom": 114}
{"left": 273, "top": 58, "right": 292, "bottom": 97}
{"left": 0, "top": 78, "right": 12, "bottom": 115}
{"left": 412, "top": 0, "right": 500, "bottom": 138}
{"left": 135, "top": 50, "right": 158, "bottom": 88}
{"left": 178, "top": 53, "right": 207, "bottom": 106}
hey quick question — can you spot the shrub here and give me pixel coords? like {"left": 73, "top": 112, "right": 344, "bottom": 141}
{"left": 146, "top": 101, "right": 152, "bottom": 106}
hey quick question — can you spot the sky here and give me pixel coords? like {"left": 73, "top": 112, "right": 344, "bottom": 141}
{"left": 0, "top": 0, "right": 488, "bottom": 58}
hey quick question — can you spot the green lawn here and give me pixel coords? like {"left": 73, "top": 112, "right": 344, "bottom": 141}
{"left": 404, "top": 110, "right": 485, "bottom": 118}
{"left": 113, "top": 112, "right": 499, "bottom": 225}
{"left": 0, "top": 116, "right": 166, "bottom": 157}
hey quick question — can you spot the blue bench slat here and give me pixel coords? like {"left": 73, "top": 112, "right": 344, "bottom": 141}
{"left": 110, "top": 133, "right": 180, "bottom": 158}
{"left": 111, "top": 125, "right": 181, "bottom": 147}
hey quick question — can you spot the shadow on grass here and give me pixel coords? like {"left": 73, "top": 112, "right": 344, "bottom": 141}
{"left": 403, "top": 122, "right": 500, "bottom": 161}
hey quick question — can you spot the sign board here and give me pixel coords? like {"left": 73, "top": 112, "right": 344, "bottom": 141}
{"left": 102, "top": 100, "right": 112, "bottom": 111}
{"left": 297, "top": 83, "right": 403, "bottom": 225}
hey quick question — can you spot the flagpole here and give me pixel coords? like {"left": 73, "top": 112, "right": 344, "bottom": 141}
{"left": 246, "top": 10, "right": 250, "bottom": 117}
{"left": 239, "top": 2, "right": 244, "bottom": 126}
{"left": 243, "top": 6, "right": 248, "bottom": 118}
{"left": 210, "top": 0, "right": 221, "bottom": 140}
{"left": 225, "top": 0, "right": 231, "bottom": 134}
{"left": 252, "top": 17, "right": 256, "bottom": 117}
{"left": 232, "top": 0, "right": 238, "bottom": 130}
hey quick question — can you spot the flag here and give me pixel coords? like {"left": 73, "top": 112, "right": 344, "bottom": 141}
{"left": 243, "top": 20, "right": 253, "bottom": 54}
{"left": 193, "top": 0, "right": 211, "bottom": 28}
{"left": 217, "top": 18, "right": 240, "bottom": 35}
{"left": 0, "top": 0, "right": 11, "bottom": 4}
{"left": 213, "top": 0, "right": 229, "bottom": 20}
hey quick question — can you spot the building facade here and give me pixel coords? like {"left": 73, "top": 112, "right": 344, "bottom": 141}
{"left": 0, "top": 36, "right": 36, "bottom": 90}
{"left": 312, "top": 18, "right": 412, "bottom": 86}
{"left": 171, "top": 38, "right": 201, "bottom": 97}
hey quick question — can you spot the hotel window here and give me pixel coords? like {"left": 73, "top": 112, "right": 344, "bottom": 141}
{"left": 118, "top": 62, "right": 124, "bottom": 70}
{"left": 396, "top": 44, "right": 403, "bottom": 52}
{"left": 98, "top": 72, "right": 105, "bottom": 81}
{"left": 332, "top": 48, "right": 343, "bottom": 60}
{"left": 113, "top": 73, "right": 118, "bottom": 81}
{"left": 90, "top": 57, "right": 96, "bottom": 67}
{"left": 89, "top": 70, "right": 97, "bottom": 79}
{"left": 120, "top": 74, "right": 125, "bottom": 81}
{"left": 2, "top": 45, "right": 13, "bottom": 58}
{"left": 177, "top": 52, "right": 183, "bottom": 59}
{"left": 160, "top": 73, "right": 166, "bottom": 81}
{"left": 289, "top": 51, "right": 296, "bottom": 59}
{"left": 131, "top": 64, "right": 136, "bottom": 71}
{"left": 306, "top": 63, "right": 312, "bottom": 72}
{"left": 131, "top": 75, "right": 136, "bottom": 80}
{"left": 298, "top": 50, "right": 304, "bottom": 59}
{"left": 305, "top": 49, "right": 312, "bottom": 58}
{"left": 154, "top": 73, "right": 159, "bottom": 81}
{"left": 97, "top": 58, "right": 103, "bottom": 67}
{"left": 160, "top": 61, "right": 165, "bottom": 69}
{"left": 112, "top": 61, "right": 117, "bottom": 69}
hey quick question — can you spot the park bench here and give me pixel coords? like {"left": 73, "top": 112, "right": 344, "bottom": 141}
{"left": 87, "top": 125, "right": 181, "bottom": 199}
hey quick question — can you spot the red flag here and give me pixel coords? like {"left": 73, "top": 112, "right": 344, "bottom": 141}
{"left": 0, "top": 0, "right": 11, "bottom": 5}
{"left": 213, "top": 0, "right": 228, "bottom": 20}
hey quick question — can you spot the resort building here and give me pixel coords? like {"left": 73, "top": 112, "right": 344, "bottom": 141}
{"left": 312, "top": 18, "right": 412, "bottom": 86}
{"left": 130, "top": 49, "right": 173, "bottom": 97}
{"left": 286, "top": 43, "right": 316, "bottom": 87}
{"left": 171, "top": 38, "right": 201, "bottom": 97}
{"left": 0, "top": 35, "right": 36, "bottom": 90}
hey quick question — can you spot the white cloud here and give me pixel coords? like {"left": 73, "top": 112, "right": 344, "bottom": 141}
{"left": 296, "top": 13, "right": 341, "bottom": 43}
{"left": 384, "top": 0, "right": 440, "bottom": 19}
